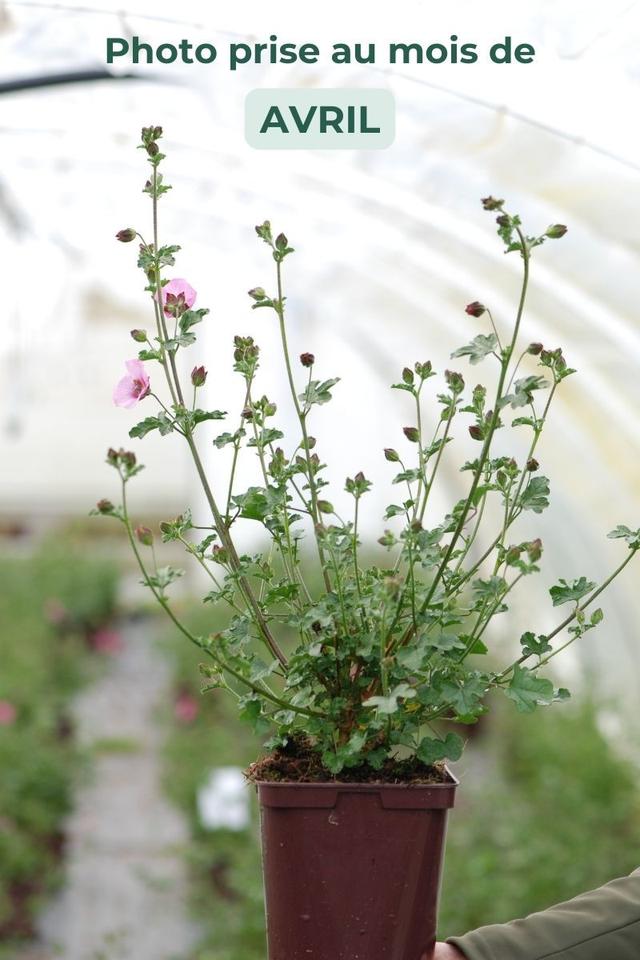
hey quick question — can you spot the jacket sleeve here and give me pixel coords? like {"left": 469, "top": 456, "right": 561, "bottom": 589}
{"left": 447, "top": 868, "right": 640, "bottom": 960}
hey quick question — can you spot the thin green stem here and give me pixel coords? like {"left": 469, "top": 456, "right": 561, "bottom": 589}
{"left": 408, "top": 225, "right": 531, "bottom": 636}
{"left": 275, "top": 259, "right": 332, "bottom": 593}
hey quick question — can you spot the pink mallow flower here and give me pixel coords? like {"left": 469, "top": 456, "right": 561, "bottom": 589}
{"left": 160, "top": 278, "right": 197, "bottom": 317}
{"left": 0, "top": 700, "right": 17, "bottom": 726}
{"left": 91, "top": 628, "right": 123, "bottom": 655}
{"left": 174, "top": 691, "right": 199, "bottom": 725}
{"left": 113, "top": 359, "right": 150, "bottom": 408}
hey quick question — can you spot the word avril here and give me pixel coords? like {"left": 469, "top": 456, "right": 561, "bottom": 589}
{"left": 106, "top": 35, "right": 536, "bottom": 71}
{"left": 260, "top": 104, "right": 380, "bottom": 135}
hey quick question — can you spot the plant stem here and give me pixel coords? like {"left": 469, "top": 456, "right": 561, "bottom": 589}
{"left": 275, "top": 259, "right": 332, "bottom": 593}
{"left": 408, "top": 225, "right": 531, "bottom": 637}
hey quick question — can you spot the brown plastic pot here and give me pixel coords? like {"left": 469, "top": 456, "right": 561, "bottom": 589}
{"left": 256, "top": 772, "right": 458, "bottom": 960}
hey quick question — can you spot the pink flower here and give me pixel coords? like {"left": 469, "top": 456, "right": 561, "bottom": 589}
{"left": 0, "top": 700, "right": 17, "bottom": 726}
{"left": 113, "top": 359, "right": 150, "bottom": 409}
{"left": 159, "top": 278, "right": 197, "bottom": 317}
{"left": 174, "top": 691, "right": 199, "bottom": 724}
{"left": 91, "top": 628, "right": 123, "bottom": 655}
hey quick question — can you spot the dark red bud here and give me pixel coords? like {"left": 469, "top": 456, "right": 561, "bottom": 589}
{"left": 96, "top": 499, "right": 114, "bottom": 514}
{"left": 300, "top": 352, "right": 315, "bottom": 368}
{"left": 116, "top": 228, "right": 136, "bottom": 243}
{"left": 191, "top": 365, "right": 207, "bottom": 387}
{"left": 481, "top": 196, "right": 504, "bottom": 211}
{"left": 527, "top": 458, "right": 539, "bottom": 472}
{"left": 469, "top": 425, "right": 484, "bottom": 441}
{"left": 130, "top": 329, "right": 147, "bottom": 343}
{"left": 403, "top": 426, "right": 419, "bottom": 443}
{"left": 527, "top": 342, "right": 543, "bottom": 355}
{"left": 135, "top": 525, "right": 154, "bottom": 547}
{"left": 465, "top": 301, "right": 486, "bottom": 318}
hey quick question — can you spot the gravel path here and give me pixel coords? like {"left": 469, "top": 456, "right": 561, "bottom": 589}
{"left": 32, "top": 617, "right": 198, "bottom": 960}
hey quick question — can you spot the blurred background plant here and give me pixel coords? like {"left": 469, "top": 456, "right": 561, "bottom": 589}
{"left": 0, "top": 536, "right": 118, "bottom": 946}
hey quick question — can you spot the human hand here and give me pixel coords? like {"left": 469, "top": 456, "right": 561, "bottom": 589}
{"left": 433, "top": 943, "right": 466, "bottom": 959}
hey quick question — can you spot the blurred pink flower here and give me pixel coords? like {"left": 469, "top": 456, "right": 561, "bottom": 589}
{"left": 0, "top": 701, "right": 17, "bottom": 726}
{"left": 113, "top": 359, "right": 150, "bottom": 408}
{"left": 91, "top": 628, "right": 123, "bottom": 655}
{"left": 160, "top": 278, "right": 197, "bottom": 316}
{"left": 44, "top": 597, "right": 68, "bottom": 625}
{"left": 174, "top": 691, "right": 199, "bottom": 724}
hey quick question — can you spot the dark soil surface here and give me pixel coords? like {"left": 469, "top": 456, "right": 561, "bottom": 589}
{"left": 246, "top": 738, "right": 450, "bottom": 785}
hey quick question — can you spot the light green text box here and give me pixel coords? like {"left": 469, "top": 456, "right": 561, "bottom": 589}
{"left": 245, "top": 88, "right": 395, "bottom": 150}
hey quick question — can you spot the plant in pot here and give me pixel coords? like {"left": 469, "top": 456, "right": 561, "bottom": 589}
{"left": 96, "top": 126, "right": 640, "bottom": 960}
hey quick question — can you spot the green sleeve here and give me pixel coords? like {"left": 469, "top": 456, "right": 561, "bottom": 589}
{"left": 447, "top": 868, "right": 640, "bottom": 960}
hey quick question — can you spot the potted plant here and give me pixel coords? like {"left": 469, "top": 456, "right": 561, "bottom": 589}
{"left": 96, "top": 126, "right": 640, "bottom": 960}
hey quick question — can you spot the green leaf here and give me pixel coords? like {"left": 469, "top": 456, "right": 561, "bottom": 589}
{"left": 232, "top": 487, "right": 270, "bottom": 522}
{"left": 417, "top": 732, "right": 464, "bottom": 764}
{"left": 506, "top": 665, "right": 554, "bottom": 713}
{"left": 550, "top": 576, "right": 596, "bottom": 607}
{"left": 213, "top": 429, "right": 245, "bottom": 449}
{"left": 607, "top": 525, "right": 640, "bottom": 550}
{"left": 519, "top": 476, "right": 550, "bottom": 513}
{"left": 519, "top": 631, "right": 552, "bottom": 657}
{"left": 192, "top": 409, "right": 226, "bottom": 425}
{"left": 129, "top": 412, "right": 173, "bottom": 439}
{"left": 451, "top": 333, "right": 498, "bottom": 365}
{"left": 363, "top": 683, "right": 416, "bottom": 715}
{"left": 299, "top": 378, "right": 340, "bottom": 407}
{"left": 440, "top": 676, "right": 487, "bottom": 716}
{"left": 501, "top": 375, "right": 549, "bottom": 409}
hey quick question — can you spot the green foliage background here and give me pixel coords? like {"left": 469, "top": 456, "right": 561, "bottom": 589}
{"left": 0, "top": 543, "right": 118, "bottom": 945}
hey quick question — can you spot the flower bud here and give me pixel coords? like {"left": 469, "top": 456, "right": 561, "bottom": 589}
{"left": 481, "top": 196, "right": 504, "bottom": 211}
{"left": 116, "top": 228, "right": 136, "bottom": 243}
{"left": 317, "top": 500, "right": 334, "bottom": 514}
{"left": 496, "top": 214, "right": 511, "bottom": 228}
{"left": 384, "top": 448, "right": 400, "bottom": 462}
{"left": 135, "top": 525, "right": 154, "bottom": 547}
{"left": 505, "top": 545, "right": 522, "bottom": 565}
{"left": 130, "top": 329, "right": 147, "bottom": 343}
{"left": 255, "top": 221, "right": 272, "bottom": 243}
{"left": 445, "top": 370, "right": 465, "bottom": 394}
{"left": 403, "top": 426, "right": 419, "bottom": 443}
{"left": 96, "top": 498, "right": 114, "bottom": 514}
{"left": 248, "top": 287, "right": 267, "bottom": 301}
{"left": 469, "top": 425, "right": 484, "bottom": 441}
{"left": 305, "top": 436, "right": 316, "bottom": 450}
{"left": 465, "top": 301, "right": 486, "bottom": 318}
{"left": 146, "top": 141, "right": 159, "bottom": 157}
{"left": 527, "top": 458, "right": 539, "bottom": 472}
{"left": 527, "top": 342, "right": 543, "bottom": 355}
{"left": 191, "top": 365, "right": 207, "bottom": 387}
{"left": 275, "top": 233, "right": 288, "bottom": 251}
{"left": 527, "top": 538, "right": 543, "bottom": 561}
{"left": 402, "top": 367, "right": 414, "bottom": 384}
{"left": 546, "top": 224, "right": 567, "bottom": 239}
{"left": 300, "top": 352, "right": 315, "bottom": 367}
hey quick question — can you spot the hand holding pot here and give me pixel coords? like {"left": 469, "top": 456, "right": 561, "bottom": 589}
{"left": 434, "top": 944, "right": 466, "bottom": 959}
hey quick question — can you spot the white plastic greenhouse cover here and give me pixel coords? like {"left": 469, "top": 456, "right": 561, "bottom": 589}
{"left": 0, "top": 0, "right": 639, "bottom": 716}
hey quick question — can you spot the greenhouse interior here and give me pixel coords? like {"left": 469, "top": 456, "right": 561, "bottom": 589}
{"left": 1, "top": 2, "right": 640, "bottom": 958}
